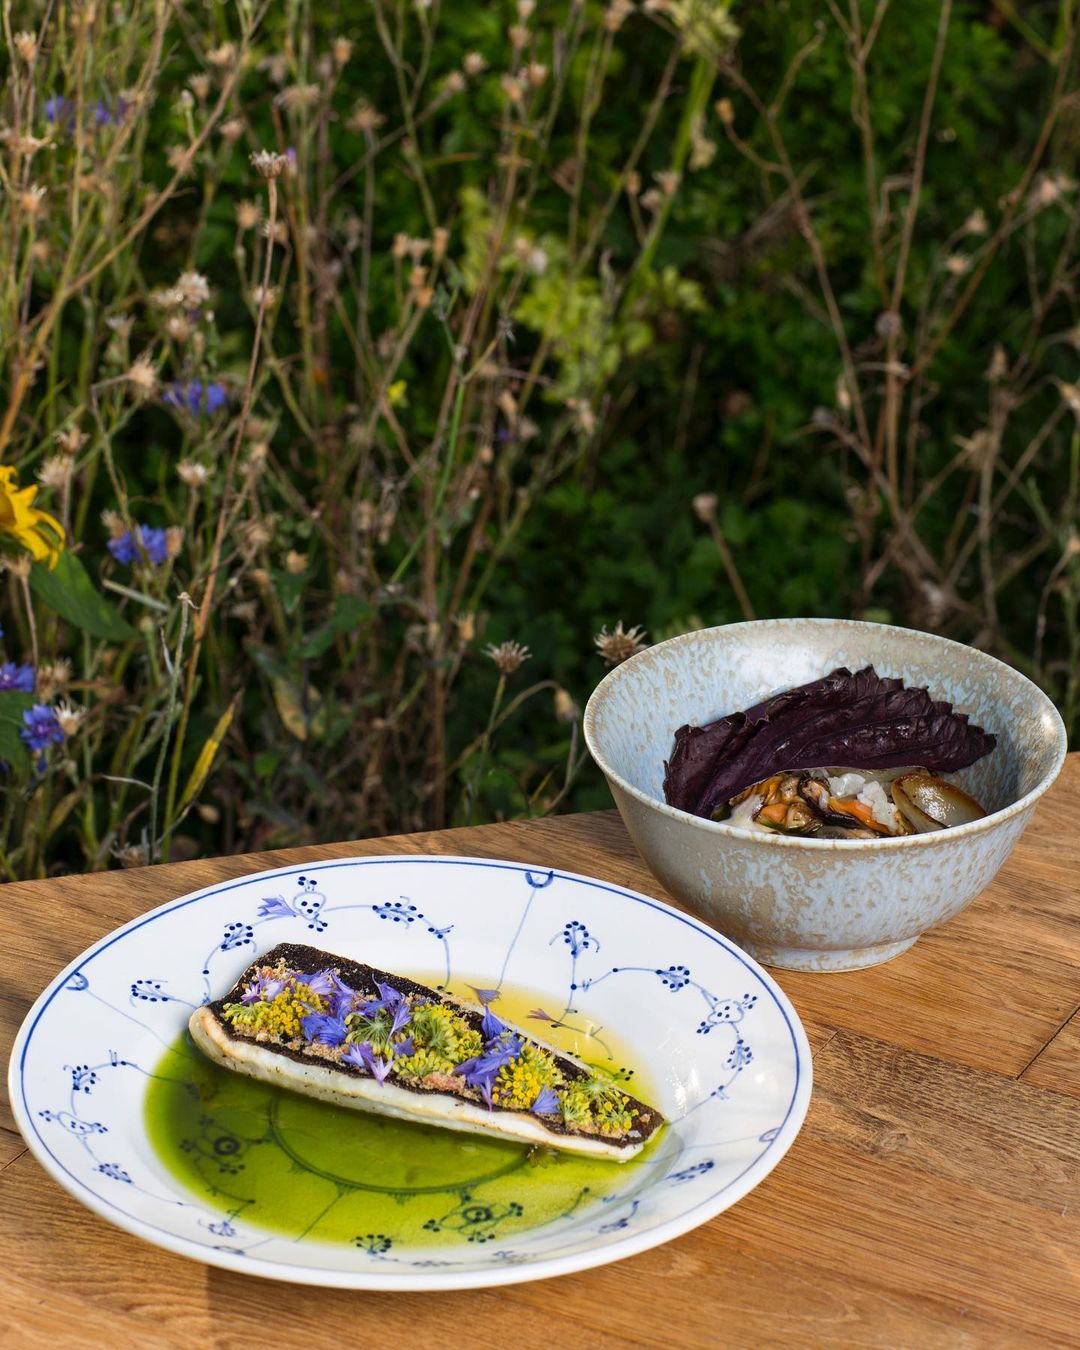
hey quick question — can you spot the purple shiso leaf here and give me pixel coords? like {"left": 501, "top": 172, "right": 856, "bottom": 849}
{"left": 531, "top": 1086, "right": 560, "bottom": 1115}
{"left": 662, "top": 666, "right": 997, "bottom": 821}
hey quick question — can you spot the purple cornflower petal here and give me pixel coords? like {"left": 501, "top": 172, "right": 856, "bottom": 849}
{"left": 326, "top": 973, "right": 358, "bottom": 1018}
{"left": 162, "top": 380, "right": 228, "bottom": 416}
{"left": 241, "top": 970, "right": 289, "bottom": 1003}
{"left": 44, "top": 95, "right": 74, "bottom": 127}
{"left": 300, "top": 1012, "right": 348, "bottom": 1046}
{"left": 205, "top": 382, "right": 227, "bottom": 413}
{"left": 306, "top": 968, "right": 336, "bottom": 999}
{"left": 480, "top": 1007, "right": 504, "bottom": 1041}
{"left": 388, "top": 999, "right": 412, "bottom": 1037}
{"left": 262, "top": 977, "right": 286, "bottom": 1001}
{"left": 469, "top": 987, "right": 500, "bottom": 1006}
{"left": 531, "top": 1086, "right": 560, "bottom": 1115}
{"left": 344, "top": 1040, "right": 391, "bottom": 1084}
{"left": 454, "top": 1034, "right": 522, "bottom": 1103}
{"left": 393, "top": 1035, "right": 415, "bottom": 1058}
{"left": 0, "top": 662, "right": 35, "bottom": 693}
{"left": 527, "top": 1008, "right": 558, "bottom": 1023}
{"left": 359, "top": 980, "right": 406, "bottom": 1017}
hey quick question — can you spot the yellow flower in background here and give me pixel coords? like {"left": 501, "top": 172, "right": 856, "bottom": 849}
{"left": 0, "top": 464, "right": 65, "bottom": 568}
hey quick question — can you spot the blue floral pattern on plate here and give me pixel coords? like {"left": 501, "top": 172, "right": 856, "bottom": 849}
{"left": 8, "top": 855, "right": 812, "bottom": 1291}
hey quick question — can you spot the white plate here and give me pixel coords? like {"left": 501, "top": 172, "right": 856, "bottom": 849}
{"left": 8, "top": 855, "right": 811, "bottom": 1289}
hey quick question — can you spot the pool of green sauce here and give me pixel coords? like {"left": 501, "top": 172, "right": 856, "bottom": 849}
{"left": 144, "top": 978, "right": 657, "bottom": 1250}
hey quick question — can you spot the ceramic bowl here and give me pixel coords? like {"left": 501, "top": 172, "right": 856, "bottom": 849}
{"left": 584, "top": 619, "right": 1067, "bottom": 972}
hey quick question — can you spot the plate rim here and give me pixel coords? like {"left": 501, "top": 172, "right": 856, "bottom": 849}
{"left": 7, "top": 852, "right": 813, "bottom": 1291}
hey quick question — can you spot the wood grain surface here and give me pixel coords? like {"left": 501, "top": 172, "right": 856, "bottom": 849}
{"left": 2, "top": 759, "right": 1078, "bottom": 1348}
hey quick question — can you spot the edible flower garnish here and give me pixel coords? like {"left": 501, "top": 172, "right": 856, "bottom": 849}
{"left": 345, "top": 1040, "right": 392, "bottom": 1084}
{"left": 300, "top": 1012, "right": 349, "bottom": 1046}
{"left": 531, "top": 1086, "right": 560, "bottom": 1114}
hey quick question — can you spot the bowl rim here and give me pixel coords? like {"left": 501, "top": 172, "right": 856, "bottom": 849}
{"left": 583, "top": 618, "right": 1068, "bottom": 852}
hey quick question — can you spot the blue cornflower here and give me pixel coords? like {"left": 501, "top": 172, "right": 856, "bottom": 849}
{"left": 108, "top": 524, "right": 169, "bottom": 566}
{"left": 94, "top": 96, "right": 127, "bottom": 126}
{"left": 454, "top": 1034, "right": 523, "bottom": 1107}
{"left": 531, "top": 1086, "right": 560, "bottom": 1115}
{"left": 306, "top": 968, "right": 336, "bottom": 999}
{"left": 344, "top": 1040, "right": 391, "bottom": 1083}
{"left": 300, "top": 1012, "right": 349, "bottom": 1046}
{"left": 44, "top": 95, "right": 74, "bottom": 127}
{"left": 0, "top": 662, "right": 35, "bottom": 693}
{"left": 394, "top": 1035, "right": 415, "bottom": 1059}
{"left": 239, "top": 972, "right": 286, "bottom": 1005}
{"left": 358, "top": 980, "right": 407, "bottom": 1018}
{"left": 162, "top": 380, "right": 227, "bottom": 416}
{"left": 20, "top": 704, "right": 64, "bottom": 771}
{"left": 325, "top": 972, "right": 358, "bottom": 1019}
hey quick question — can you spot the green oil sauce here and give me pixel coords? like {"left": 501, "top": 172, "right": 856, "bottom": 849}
{"left": 144, "top": 976, "right": 657, "bottom": 1251}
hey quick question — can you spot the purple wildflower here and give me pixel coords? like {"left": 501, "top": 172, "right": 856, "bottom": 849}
{"left": 163, "top": 380, "right": 227, "bottom": 416}
{"left": 325, "top": 972, "right": 358, "bottom": 1019}
{"left": 94, "top": 97, "right": 127, "bottom": 126}
{"left": 394, "top": 1035, "right": 415, "bottom": 1058}
{"left": 359, "top": 980, "right": 406, "bottom": 1018}
{"left": 305, "top": 968, "right": 336, "bottom": 999}
{"left": 344, "top": 1040, "right": 392, "bottom": 1084}
{"left": 480, "top": 1006, "right": 504, "bottom": 1041}
{"left": 44, "top": 95, "right": 74, "bottom": 127}
{"left": 454, "top": 1034, "right": 522, "bottom": 1107}
{"left": 20, "top": 704, "right": 64, "bottom": 771}
{"left": 531, "top": 1086, "right": 560, "bottom": 1115}
{"left": 108, "top": 524, "right": 169, "bottom": 567}
{"left": 527, "top": 1008, "right": 559, "bottom": 1024}
{"left": 0, "top": 662, "right": 35, "bottom": 693}
{"left": 240, "top": 972, "right": 287, "bottom": 1004}
{"left": 388, "top": 999, "right": 412, "bottom": 1037}
{"left": 300, "top": 1012, "right": 348, "bottom": 1046}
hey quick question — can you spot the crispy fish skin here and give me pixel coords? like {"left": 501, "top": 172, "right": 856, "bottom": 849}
{"left": 189, "top": 943, "right": 663, "bottom": 1162}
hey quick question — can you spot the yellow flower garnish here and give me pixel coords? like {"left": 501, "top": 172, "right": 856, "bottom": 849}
{"left": 0, "top": 464, "right": 65, "bottom": 568}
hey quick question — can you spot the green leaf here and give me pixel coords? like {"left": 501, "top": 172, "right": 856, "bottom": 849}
{"left": 29, "top": 552, "right": 139, "bottom": 641}
{"left": 297, "top": 595, "right": 369, "bottom": 660}
{"left": 0, "top": 691, "right": 33, "bottom": 767}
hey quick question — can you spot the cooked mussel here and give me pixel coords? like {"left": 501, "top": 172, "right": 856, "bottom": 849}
{"left": 891, "top": 771, "right": 987, "bottom": 833}
{"left": 797, "top": 773, "right": 901, "bottom": 837}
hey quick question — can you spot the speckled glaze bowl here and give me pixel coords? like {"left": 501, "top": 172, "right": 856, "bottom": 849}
{"left": 584, "top": 619, "right": 1067, "bottom": 972}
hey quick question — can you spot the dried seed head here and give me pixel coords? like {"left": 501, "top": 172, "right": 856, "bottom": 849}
{"left": 166, "top": 314, "right": 191, "bottom": 342}
{"left": 177, "top": 460, "right": 209, "bottom": 489}
{"left": 485, "top": 640, "right": 531, "bottom": 675}
{"left": 463, "top": 51, "right": 487, "bottom": 77}
{"left": 126, "top": 356, "right": 158, "bottom": 396}
{"left": 508, "top": 24, "right": 529, "bottom": 48}
{"left": 36, "top": 454, "right": 73, "bottom": 490}
{"left": 165, "top": 526, "right": 185, "bottom": 558}
{"left": 986, "top": 345, "right": 1008, "bottom": 381}
{"left": 606, "top": 0, "right": 635, "bottom": 32}
{"left": 594, "top": 621, "right": 648, "bottom": 667}
{"left": 333, "top": 37, "right": 353, "bottom": 66}
{"left": 875, "top": 310, "right": 902, "bottom": 340}
{"left": 250, "top": 148, "right": 288, "bottom": 180}
{"left": 220, "top": 117, "right": 245, "bottom": 142}
{"left": 285, "top": 549, "right": 308, "bottom": 574}
{"left": 189, "top": 73, "right": 211, "bottom": 101}
{"left": 692, "top": 492, "right": 718, "bottom": 523}
{"left": 432, "top": 226, "right": 449, "bottom": 260}
{"left": 113, "top": 842, "right": 149, "bottom": 869}
{"left": 349, "top": 100, "right": 384, "bottom": 132}
{"left": 715, "top": 96, "right": 735, "bottom": 126}
{"left": 176, "top": 270, "right": 210, "bottom": 307}
{"left": 18, "top": 184, "right": 47, "bottom": 218}
{"left": 236, "top": 198, "right": 261, "bottom": 230}
{"left": 443, "top": 71, "right": 466, "bottom": 95}
{"left": 53, "top": 700, "right": 85, "bottom": 737}
{"left": 55, "top": 425, "right": 88, "bottom": 457}
{"left": 655, "top": 170, "right": 681, "bottom": 197}
{"left": 278, "top": 83, "right": 321, "bottom": 112}
{"left": 517, "top": 0, "right": 536, "bottom": 16}
{"left": 207, "top": 41, "right": 236, "bottom": 68}
{"left": 527, "top": 62, "right": 548, "bottom": 87}
{"left": 455, "top": 612, "right": 476, "bottom": 643}
{"left": 944, "top": 253, "right": 970, "bottom": 277}
{"left": 14, "top": 31, "right": 37, "bottom": 62}
{"left": 963, "top": 208, "right": 988, "bottom": 236}
{"left": 500, "top": 74, "right": 524, "bottom": 104}
{"left": 37, "top": 660, "right": 73, "bottom": 700}
{"left": 554, "top": 687, "right": 579, "bottom": 723}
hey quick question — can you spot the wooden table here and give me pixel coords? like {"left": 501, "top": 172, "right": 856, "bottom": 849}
{"left": 3, "top": 759, "right": 1079, "bottom": 1349}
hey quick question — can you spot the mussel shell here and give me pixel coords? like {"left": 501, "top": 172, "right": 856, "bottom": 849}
{"left": 891, "top": 771, "right": 987, "bottom": 833}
